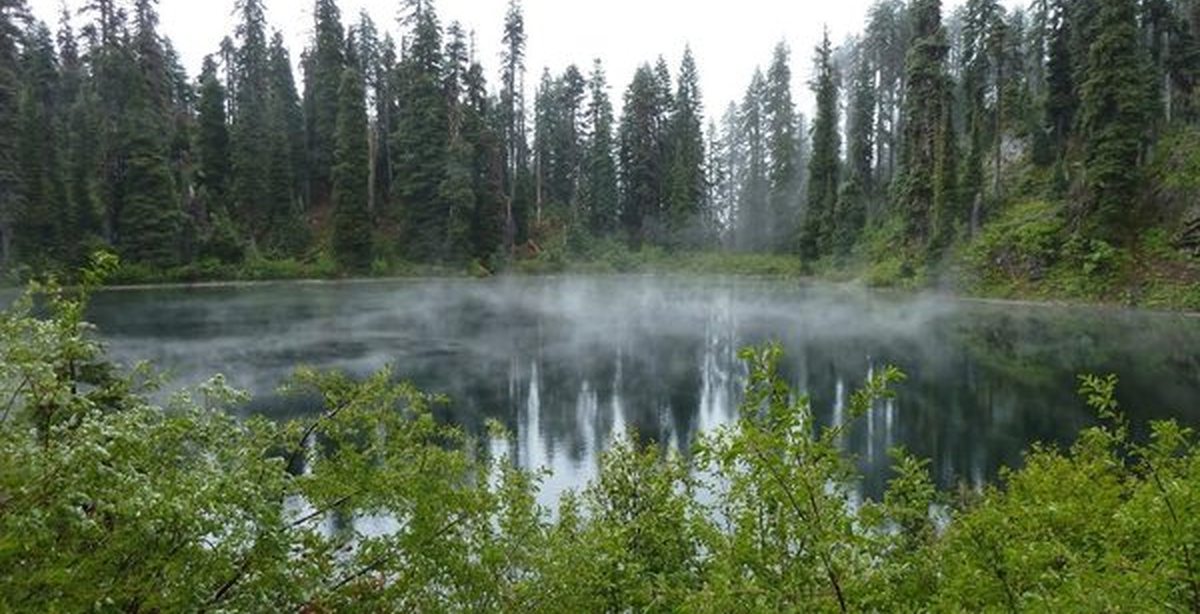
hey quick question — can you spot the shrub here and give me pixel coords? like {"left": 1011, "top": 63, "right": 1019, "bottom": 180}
{"left": 965, "top": 199, "right": 1066, "bottom": 291}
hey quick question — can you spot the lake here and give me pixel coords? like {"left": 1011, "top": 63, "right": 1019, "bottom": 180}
{"left": 84, "top": 276, "right": 1200, "bottom": 501}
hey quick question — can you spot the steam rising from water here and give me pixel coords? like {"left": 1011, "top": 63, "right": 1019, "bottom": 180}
{"left": 85, "top": 276, "right": 1200, "bottom": 499}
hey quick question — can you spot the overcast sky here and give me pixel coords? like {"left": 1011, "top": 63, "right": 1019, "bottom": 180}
{"left": 28, "top": 0, "right": 1021, "bottom": 121}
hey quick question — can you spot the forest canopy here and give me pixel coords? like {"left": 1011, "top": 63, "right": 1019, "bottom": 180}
{"left": 0, "top": 0, "right": 1197, "bottom": 303}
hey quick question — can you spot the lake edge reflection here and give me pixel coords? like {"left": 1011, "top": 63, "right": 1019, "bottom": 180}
{"left": 84, "top": 276, "right": 1200, "bottom": 500}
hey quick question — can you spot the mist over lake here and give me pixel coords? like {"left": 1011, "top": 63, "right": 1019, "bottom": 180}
{"left": 82, "top": 276, "right": 1200, "bottom": 500}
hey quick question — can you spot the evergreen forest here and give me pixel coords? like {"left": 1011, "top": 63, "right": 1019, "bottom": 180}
{"left": 0, "top": 0, "right": 1197, "bottom": 306}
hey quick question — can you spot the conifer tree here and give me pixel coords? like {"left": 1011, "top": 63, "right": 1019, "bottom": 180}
{"left": 619, "top": 64, "right": 665, "bottom": 246}
{"left": 441, "top": 21, "right": 476, "bottom": 262}
{"left": 803, "top": 31, "right": 840, "bottom": 259}
{"left": 265, "top": 33, "right": 309, "bottom": 254}
{"left": 582, "top": 59, "right": 618, "bottom": 237}
{"left": 196, "top": 56, "right": 230, "bottom": 211}
{"left": 837, "top": 48, "right": 876, "bottom": 253}
{"left": 960, "top": 0, "right": 1005, "bottom": 220}
{"left": 305, "top": 0, "right": 345, "bottom": 210}
{"left": 1079, "top": 0, "right": 1152, "bottom": 242}
{"left": 665, "top": 47, "right": 706, "bottom": 246}
{"left": 736, "top": 71, "right": 769, "bottom": 251}
{"left": 58, "top": 10, "right": 101, "bottom": 263}
{"left": 1043, "top": 0, "right": 1076, "bottom": 161}
{"left": 14, "top": 21, "right": 66, "bottom": 265}
{"left": 765, "top": 42, "right": 799, "bottom": 250}
{"left": 394, "top": 0, "right": 449, "bottom": 261}
{"left": 120, "top": 3, "right": 184, "bottom": 269}
{"left": 0, "top": 0, "right": 24, "bottom": 267}
{"left": 332, "top": 66, "right": 373, "bottom": 271}
{"left": 117, "top": 109, "right": 182, "bottom": 267}
{"left": 463, "top": 58, "right": 505, "bottom": 262}
{"left": 898, "top": 0, "right": 958, "bottom": 251}
{"left": 269, "top": 34, "right": 306, "bottom": 205}
{"left": 865, "top": 0, "right": 909, "bottom": 187}
{"left": 229, "top": 0, "right": 272, "bottom": 246}
{"left": 500, "top": 0, "right": 528, "bottom": 251}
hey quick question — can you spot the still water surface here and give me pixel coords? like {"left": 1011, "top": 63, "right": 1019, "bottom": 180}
{"left": 86, "top": 276, "right": 1200, "bottom": 500}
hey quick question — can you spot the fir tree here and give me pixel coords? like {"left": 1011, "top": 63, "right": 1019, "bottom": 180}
{"left": 305, "top": 0, "right": 345, "bottom": 210}
{"left": 332, "top": 67, "right": 373, "bottom": 271}
{"left": 803, "top": 30, "right": 840, "bottom": 259}
{"left": 394, "top": 0, "right": 449, "bottom": 261}
{"left": 464, "top": 59, "right": 505, "bottom": 263}
{"left": 618, "top": 64, "right": 666, "bottom": 247}
{"left": 837, "top": 48, "right": 876, "bottom": 253}
{"left": 229, "top": 0, "right": 272, "bottom": 246}
{"left": 582, "top": 59, "right": 618, "bottom": 237}
{"left": 117, "top": 101, "right": 181, "bottom": 267}
{"left": 58, "top": 9, "right": 101, "bottom": 263}
{"left": 1079, "top": 0, "right": 1152, "bottom": 242}
{"left": 500, "top": 0, "right": 528, "bottom": 251}
{"left": 196, "top": 56, "right": 230, "bottom": 210}
{"left": 765, "top": 42, "right": 799, "bottom": 251}
{"left": 898, "top": 0, "right": 958, "bottom": 251}
{"left": 665, "top": 47, "right": 707, "bottom": 246}
{"left": 14, "top": 21, "right": 66, "bottom": 265}
{"left": 736, "top": 70, "right": 769, "bottom": 251}
{"left": 264, "top": 32, "right": 308, "bottom": 254}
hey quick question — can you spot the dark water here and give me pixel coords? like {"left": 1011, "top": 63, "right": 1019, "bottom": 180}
{"left": 83, "top": 276, "right": 1200, "bottom": 500}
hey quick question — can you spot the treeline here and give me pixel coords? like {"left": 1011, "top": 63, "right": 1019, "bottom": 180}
{"left": 0, "top": 0, "right": 1197, "bottom": 276}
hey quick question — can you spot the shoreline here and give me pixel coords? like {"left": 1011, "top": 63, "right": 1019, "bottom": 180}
{"left": 49, "top": 270, "right": 1200, "bottom": 318}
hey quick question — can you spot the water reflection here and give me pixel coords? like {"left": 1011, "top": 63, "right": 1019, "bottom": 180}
{"left": 85, "top": 277, "right": 1200, "bottom": 499}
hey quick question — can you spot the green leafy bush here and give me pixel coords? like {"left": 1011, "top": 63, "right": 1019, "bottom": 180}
{"left": 965, "top": 199, "right": 1066, "bottom": 291}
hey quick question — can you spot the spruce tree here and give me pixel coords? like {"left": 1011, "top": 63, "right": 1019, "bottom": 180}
{"left": 500, "top": 0, "right": 528, "bottom": 251}
{"left": 765, "top": 42, "right": 799, "bottom": 251}
{"left": 196, "top": 56, "right": 230, "bottom": 210}
{"left": 464, "top": 59, "right": 505, "bottom": 263}
{"left": 229, "top": 0, "right": 272, "bottom": 246}
{"left": 265, "top": 33, "right": 308, "bottom": 254}
{"left": 898, "top": 0, "right": 958, "bottom": 251}
{"left": 618, "top": 64, "right": 665, "bottom": 247}
{"left": 58, "top": 10, "right": 101, "bottom": 264}
{"left": 305, "top": 0, "right": 344, "bottom": 210}
{"left": 1043, "top": 0, "right": 1077, "bottom": 161}
{"left": 332, "top": 67, "right": 373, "bottom": 271}
{"left": 803, "top": 31, "right": 840, "bottom": 259}
{"left": 736, "top": 70, "right": 769, "bottom": 251}
{"left": 393, "top": 0, "right": 449, "bottom": 261}
{"left": 441, "top": 21, "right": 476, "bottom": 262}
{"left": 0, "top": 0, "right": 24, "bottom": 268}
{"left": 582, "top": 59, "right": 618, "bottom": 237}
{"left": 117, "top": 111, "right": 182, "bottom": 267}
{"left": 1079, "top": 0, "right": 1152, "bottom": 242}
{"left": 665, "top": 47, "right": 707, "bottom": 246}
{"left": 837, "top": 48, "right": 876, "bottom": 253}
{"left": 14, "top": 21, "right": 67, "bottom": 265}
{"left": 865, "top": 0, "right": 909, "bottom": 187}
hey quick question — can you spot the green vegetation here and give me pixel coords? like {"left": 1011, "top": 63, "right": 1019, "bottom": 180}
{"left": 3, "top": 265, "right": 1200, "bottom": 611}
{"left": 2, "top": 0, "right": 1197, "bottom": 309}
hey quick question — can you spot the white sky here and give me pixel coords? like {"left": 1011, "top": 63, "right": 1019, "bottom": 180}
{"left": 29, "top": 0, "right": 1022, "bottom": 121}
